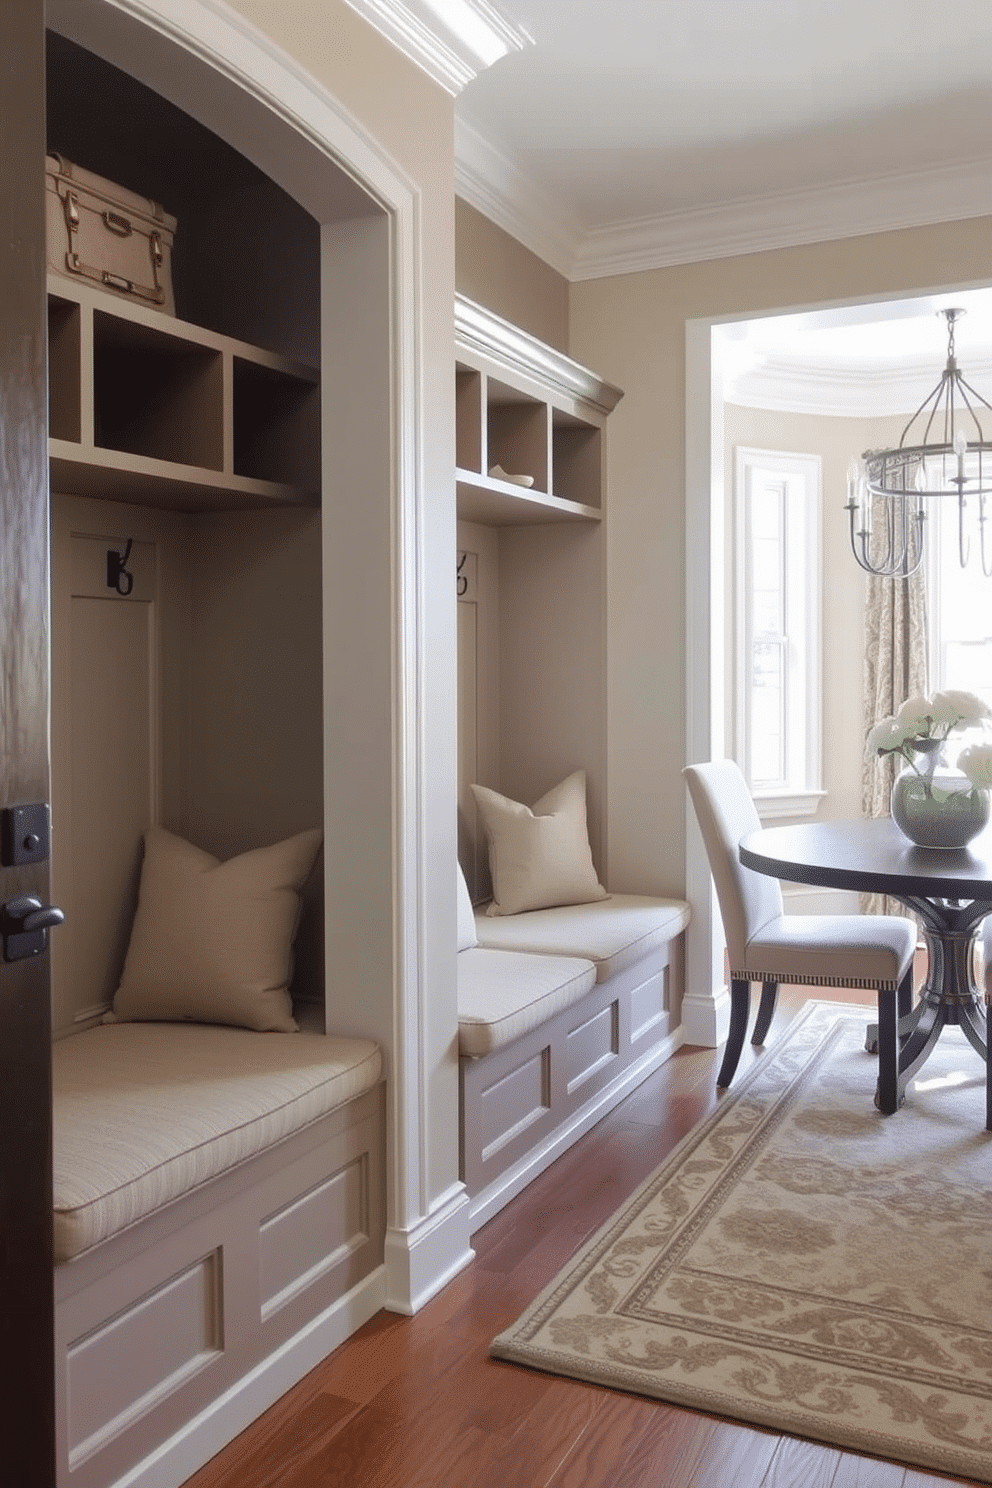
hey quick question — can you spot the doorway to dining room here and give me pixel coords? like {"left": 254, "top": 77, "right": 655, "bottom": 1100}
{"left": 685, "top": 280, "right": 992, "bottom": 1027}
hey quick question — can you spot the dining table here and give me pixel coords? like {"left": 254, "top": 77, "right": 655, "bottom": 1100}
{"left": 739, "top": 816, "right": 992, "bottom": 1126}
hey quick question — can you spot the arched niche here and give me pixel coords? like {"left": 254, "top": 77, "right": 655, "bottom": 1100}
{"left": 43, "top": 0, "right": 463, "bottom": 1316}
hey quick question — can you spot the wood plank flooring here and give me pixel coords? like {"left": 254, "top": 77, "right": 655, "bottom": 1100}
{"left": 183, "top": 983, "right": 986, "bottom": 1488}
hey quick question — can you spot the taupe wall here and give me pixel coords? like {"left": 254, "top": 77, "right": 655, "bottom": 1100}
{"left": 455, "top": 198, "right": 569, "bottom": 351}
{"left": 49, "top": 496, "right": 325, "bottom": 1033}
{"left": 569, "top": 217, "right": 992, "bottom": 902}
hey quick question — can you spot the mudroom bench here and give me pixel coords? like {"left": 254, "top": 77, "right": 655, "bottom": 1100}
{"left": 52, "top": 1021, "right": 386, "bottom": 1488}
{"left": 457, "top": 884, "right": 691, "bottom": 1231}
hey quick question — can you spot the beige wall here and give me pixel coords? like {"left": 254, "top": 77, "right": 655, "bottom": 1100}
{"left": 568, "top": 217, "right": 992, "bottom": 901}
{"left": 455, "top": 198, "right": 569, "bottom": 350}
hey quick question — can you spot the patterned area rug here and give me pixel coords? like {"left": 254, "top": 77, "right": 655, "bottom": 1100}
{"left": 491, "top": 1000, "right": 992, "bottom": 1482}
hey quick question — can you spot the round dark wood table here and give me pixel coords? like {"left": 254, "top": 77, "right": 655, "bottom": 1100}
{"left": 740, "top": 818, "right": 992, "bottom": 1122}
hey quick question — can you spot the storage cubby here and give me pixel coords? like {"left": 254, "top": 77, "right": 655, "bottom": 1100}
{"left": 455, "top": 294, "right": 620, "bottom": 527}
{"left": 552, "top": 409, "right": 603, "bottom": 509}
{"left": 233, "top": 356, "right": 320, "bottom": 488}
{"left": 47, "top": 293, "right": 80, "bottom": 443}
{"left": 456, "top": 367, "right": 483, "bottom": 472}
{"left": 486, "top": 379, "right": 549, "bottom": 493}
{"left": 455, "top": 296, "right": 622, "bottom": 902}
{"left": 93, "top": 309, "right": 224, "bottom": 469}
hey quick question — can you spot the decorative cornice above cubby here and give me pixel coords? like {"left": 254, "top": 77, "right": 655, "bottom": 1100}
{"left": 342, "top": 0, "right": 531, "bottom": 94}
{"left": 455, "top": 293, "right": 623, "bottom": 415}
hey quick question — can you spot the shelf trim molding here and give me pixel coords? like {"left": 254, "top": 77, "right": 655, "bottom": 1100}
{"left": 455, "top": 292, "right": 623, "bottom": 416}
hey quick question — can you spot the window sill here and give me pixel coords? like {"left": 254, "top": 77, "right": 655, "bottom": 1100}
{"left": 753, "top": 789, "right": 826, "bottom": 821}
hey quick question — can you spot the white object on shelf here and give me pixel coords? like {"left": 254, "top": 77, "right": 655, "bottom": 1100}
{"left": 488, "top": 463, "right": 534, "bottom": 487}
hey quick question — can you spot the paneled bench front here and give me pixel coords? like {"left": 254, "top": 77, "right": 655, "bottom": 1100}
{"left": 458, "top": 891, "right": 691, "bottom": 1232}
{"left": 52, "top": 1022, "right": 385, "bottom": 1488}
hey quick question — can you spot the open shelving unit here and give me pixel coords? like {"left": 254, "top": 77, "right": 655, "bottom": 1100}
{"left": 455, "top": 294, "right": 622, "bottom": 526}
{"left": 454, "top": 294, "right": 623, "bottom": 899}
{"left": 48, "top": 276, "right": 319, "bottom": 512}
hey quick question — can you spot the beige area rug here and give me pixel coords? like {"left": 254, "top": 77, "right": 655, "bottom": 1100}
{"left": 492, "top": 1000, "right": 992, "bottom": 1482}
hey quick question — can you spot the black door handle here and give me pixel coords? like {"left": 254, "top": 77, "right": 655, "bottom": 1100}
{"left": 1, "top": 894, "right": 65, "bottom": 962}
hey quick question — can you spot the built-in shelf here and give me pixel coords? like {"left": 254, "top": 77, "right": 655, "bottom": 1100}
{"left": 454, "top": 293, "right": 622, "bottom": 527}
{"left": 455, "top": 469, "right": 601, "bottom": 525}
{"left": 47, "top": 275, "right": 320, "bottom": 511}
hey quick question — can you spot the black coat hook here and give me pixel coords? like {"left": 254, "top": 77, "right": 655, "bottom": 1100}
{"left": 107, "top": 538, "right": 134, "bottom": 596}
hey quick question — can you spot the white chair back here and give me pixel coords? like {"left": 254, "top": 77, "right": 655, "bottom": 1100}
{"left": 684, "top": 760, "right": 783, "bottom": 963}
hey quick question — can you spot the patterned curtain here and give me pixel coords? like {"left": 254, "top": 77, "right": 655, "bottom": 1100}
{"left": 861, "top": 566, "right": 928, "bottom": 917}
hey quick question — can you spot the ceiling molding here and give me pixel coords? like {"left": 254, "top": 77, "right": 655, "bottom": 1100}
{"left": 727, "top": 351, "right": 992, "bottom": 419}
{"left": 342, "top": 0, "right": 531, "bottom": 95}
{"left": 454, "top": 129, "right": 992, "bottom": 280}
{"left": 571, "top": 158, "right": 992, "bottom": 279}
{"left": 455, "top": 114, "right": 580, "bottom": 275}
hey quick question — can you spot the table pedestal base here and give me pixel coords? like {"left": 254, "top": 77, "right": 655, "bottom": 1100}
{"left": 865, "top": 897, "right": 990, "bottom": 1127}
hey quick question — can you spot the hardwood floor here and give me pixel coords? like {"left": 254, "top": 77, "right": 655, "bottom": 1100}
{"left": 183, "top": 982, "right": 985, "bottom": 1488}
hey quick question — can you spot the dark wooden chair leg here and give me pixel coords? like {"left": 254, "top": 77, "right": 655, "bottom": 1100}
{"left": 875, "top": 982, "right": 901, "bottom": 1115}
{"left": 898, "top": 962, "right": 914, "bottom": 1022}
{"left": 717, "top": 977, "right": 751, "bottom": 1088}
{"left": 750, "top": 980, "right": 778, "bottom": 1046}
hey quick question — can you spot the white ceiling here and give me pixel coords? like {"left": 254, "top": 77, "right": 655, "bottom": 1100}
{"left": 345, "top": 0, "right": 992, "bottom": 392}
{"left": 452, "top": 0, "right": 992, "bottom": 280}
{"left": 722, "top": 290, "right": 992, "bottom": 414}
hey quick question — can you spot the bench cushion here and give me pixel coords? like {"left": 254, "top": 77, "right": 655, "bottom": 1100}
{"left": 474, "top": 894, "right": 691, "bottom": 983}
{"left": 53, "top": 1023, "right": 382, "bottom": 1263}
{"left": 457, "top": 946, "right": 596, "bottom": 1057}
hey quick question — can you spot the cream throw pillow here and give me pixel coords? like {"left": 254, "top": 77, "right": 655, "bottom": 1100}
{"left": 470, "top": 770, "right": 608, "bottom": 916}
{"left": 109, "top": 825, "right": 323, "bottom": 1033}
{"left": 456, "top": 861, "right": 479, "bottom": 950}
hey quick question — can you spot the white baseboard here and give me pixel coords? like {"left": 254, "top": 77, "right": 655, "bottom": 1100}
{"left": 467, "top": 1025, "right": 685, "bottom": 1233}
{"left": 680, "top": 984, "right": 730, "bottom": 1049}
{"left": 114, "top": 1267, "right": 386, "bottom": 1488}
{"left": 383, "top": 1184, "right": 475, "bottom": 1315}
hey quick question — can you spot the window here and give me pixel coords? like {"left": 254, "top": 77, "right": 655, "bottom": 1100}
{"left": 928, "top": 491, "right": 992, "bottom": 710}
{"left": 735, "top": 447, "right": 823, "bottom": 816}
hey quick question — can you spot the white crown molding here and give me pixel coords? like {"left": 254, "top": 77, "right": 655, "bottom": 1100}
{"left": 454, "top": 114, "right": 580, "bottom": 275}
{"left": 728, "top": 351, "right": 992, "bottom": 419}
{"left": 341, "top": 0, "right": 530, "bottom": 95}
{"left": 455, "top": 291, "right": 623, "bottom": 412}
{"left": 454, "top": 127, "right": 992, "bottom": 280}
{"left": 571, "top": 157, "right": 992, "bottom": 280}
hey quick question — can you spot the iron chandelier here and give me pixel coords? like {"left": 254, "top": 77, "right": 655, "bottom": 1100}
{"left": 846, "top": 308, "right": 992, "bottom": 579}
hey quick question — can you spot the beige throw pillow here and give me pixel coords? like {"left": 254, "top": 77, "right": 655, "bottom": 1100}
{"left": 470, "top": 770, "right": 608, "bottom": 916}
{"left": 109, "top": 825, "right": 323, "bottom": 1033}
{"left": 456, "top": 861, "right": 479, "bottom": 950}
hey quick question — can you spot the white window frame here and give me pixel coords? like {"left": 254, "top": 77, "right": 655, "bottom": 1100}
{"left": 734, "top": 446, "right": 823, "bottom": 818}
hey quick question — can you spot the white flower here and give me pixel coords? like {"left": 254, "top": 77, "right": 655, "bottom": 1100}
{"left": 866, "top": 717, "right": 914, "bottom": 757}
{"left": 895, "top": 694, "right": 932, "bottom": 731}
{"left": 957, "top": 742, "right": 992, "bottom": 788}
{"left": 867, "top": 688, "right": 992, "bottom": 769}
{"left": 929, "top": 689, "right": 992, "bottom": 728}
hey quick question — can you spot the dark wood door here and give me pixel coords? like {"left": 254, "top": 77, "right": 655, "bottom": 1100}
{"left": 0, "top": 3, "right": 56, "bottom": 1483}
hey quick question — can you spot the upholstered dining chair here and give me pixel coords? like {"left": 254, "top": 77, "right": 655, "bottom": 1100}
{"left": 684, "top": 760, "right": 917, "bottom": 1110}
